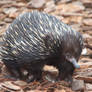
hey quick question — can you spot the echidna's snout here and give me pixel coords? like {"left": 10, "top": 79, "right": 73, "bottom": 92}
{"left": 69, "top": 58, "right": 80, "bottom": 68}
{"left": 66, "top": 54, "right": 80, "bottom": 68}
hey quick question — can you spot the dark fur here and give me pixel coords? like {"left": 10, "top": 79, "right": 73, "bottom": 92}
{"left": 1, "top": 11, "right": 83, "bottom": 82}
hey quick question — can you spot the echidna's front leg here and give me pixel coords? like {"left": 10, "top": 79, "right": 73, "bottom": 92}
{"left": 57, "top": 66, "right": 67, "bottom": 80}
{"left": 57, "top": 67, "right": 73, "bottom": 84}
{"left": 56, "top": 62, "right": 75, "bottom": 83}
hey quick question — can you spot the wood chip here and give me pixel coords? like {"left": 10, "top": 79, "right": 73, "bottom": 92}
{"left": 86, "top": 83, "right": 92, "bottom": 91}
{"left": 13, "top": 80, "right": 27, "bottom": 86}
{"left": 81, "top": 0, "right": 92, "bottom": 8}
{"left": 72, "top": 79, "right": 84, "bottom": 91}
{"left": 83, "top": 19, "right": 92, "bottom": 26}
{"left": 75, "top": 76, "right": 92, "bottom": 83}
{"left": 3, "top": 7, "right": 18, "bottom": 15}
{"left": 1, "top": 81, "right": 21, "bottom": 91}
{"left": 56, "top": 1, "right": 85, "bottom": 13}
{"left": 27, "top": 0, "right": 46, "bottom": 8}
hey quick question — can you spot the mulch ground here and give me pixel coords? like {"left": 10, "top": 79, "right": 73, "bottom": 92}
{"left": 0, "top": 0, "right": 92, "bottom": 92}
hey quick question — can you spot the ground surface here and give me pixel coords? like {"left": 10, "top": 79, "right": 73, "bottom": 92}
{"left": 0, "top": 0, "right": 92, "bottom": 92}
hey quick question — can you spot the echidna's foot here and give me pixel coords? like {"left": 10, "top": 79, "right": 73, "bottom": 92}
{"left": 56, "top": 71, "right": 73, "bottom": 84}
{"left": 26, "top": 74, "right": 35, "bottom": 83}
{"left": 64, "top": 75, "right": 73, "bottom": 84}
{"left": 26, "top": 74, "right": 42, "bottom": 83}
{"left": 56, "top": 69, "right": 73, "bottom": 85}
{"left": 45, "top": 74, "right": 56, "bottom": 83}
{"left": 26, "top": 70, "right": 42, "bottom": 83}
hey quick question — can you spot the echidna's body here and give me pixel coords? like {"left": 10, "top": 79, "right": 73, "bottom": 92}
{"left": 0, "top": 11, "right": 83, "bottom": 82}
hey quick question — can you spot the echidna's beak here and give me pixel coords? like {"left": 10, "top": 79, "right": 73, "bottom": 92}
{"left": 69, "top": 58, "right": 80, "bottom": 68}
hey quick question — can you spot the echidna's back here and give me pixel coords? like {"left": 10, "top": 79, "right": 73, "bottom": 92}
{"left": 0, "top": 11, "right": 62, "bottom": 62}
{"left": 0, "top": 11, "right": 81, "bottom": 63}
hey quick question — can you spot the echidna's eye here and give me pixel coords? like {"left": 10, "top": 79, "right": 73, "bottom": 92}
{"left": 66, "top": 53, "right": 71, "bottom": 59}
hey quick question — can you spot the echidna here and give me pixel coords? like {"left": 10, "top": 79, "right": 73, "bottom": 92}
{"left": 0, "top": 11, "right": 83, "bottom": 82}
